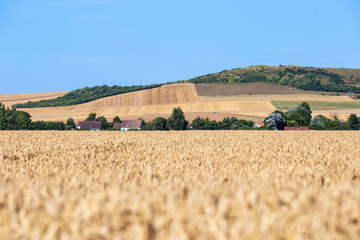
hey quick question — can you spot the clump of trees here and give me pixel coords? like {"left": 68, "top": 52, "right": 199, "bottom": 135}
{"left": 265, "top": 111, "right": 286, "bottom": 130}
{"left": 2, "top": 102, "right": 360, "bottom": 132}
{"left": 265, "top": 101, "right": 360, "bottom": 130}
{"left": 142, "top": 107, "right": 188, "bottom": 131}
{"left": 0, "top": 103, "right": 68, "bottom": 130}
{"left": 0, "top": 103, "right": 32, "bottom": 130}
{"left": 192, "top": 116, "right": 254, "bottom": 130}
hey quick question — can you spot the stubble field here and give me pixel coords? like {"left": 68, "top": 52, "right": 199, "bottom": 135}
{"left": 1, "top": 131, "right": 360, "bottom": 239}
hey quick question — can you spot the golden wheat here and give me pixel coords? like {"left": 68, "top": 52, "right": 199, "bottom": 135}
{"left": 0, "top": 131, "right": 360, "bottom": 239}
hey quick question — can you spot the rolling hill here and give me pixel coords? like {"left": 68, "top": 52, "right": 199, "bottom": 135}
{"left": 9, "top": 83, "right": 358, "bottom": 123}
{"left": 19, "top": 84, "right": 275, "bottom": 123}
{"left": 11, "top": 65, "right": 360, "bottom": 109}
{"left": 3, "top": 65, "right": 360, "bottom": 123}
{"left": 188, "top": 65, "right": 360, "bottom": 93}
{"left": 0, "top": 91, "right": 67, "bottom": 108}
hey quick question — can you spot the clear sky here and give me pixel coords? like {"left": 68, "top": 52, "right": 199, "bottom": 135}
{"left": 1, "top": 0, "right": 359, "bottom": 93}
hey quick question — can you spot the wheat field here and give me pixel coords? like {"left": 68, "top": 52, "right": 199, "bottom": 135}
{"left": 1, "top": 131, "right": 360, "bottom": 239}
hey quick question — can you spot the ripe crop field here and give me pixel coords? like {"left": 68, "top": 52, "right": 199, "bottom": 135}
{"left": 1, "top": 131, "right": 360, "bottom": 239}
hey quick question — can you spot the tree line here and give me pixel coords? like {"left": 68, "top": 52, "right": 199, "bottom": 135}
{"left": 1, "top": 102, "right": 359, "bottom": 131}
{"left": 265, "top": 101, "right": 360, "bottom": 130}
{"left": 0, "top": 103, "right": 69, "bottom": 130}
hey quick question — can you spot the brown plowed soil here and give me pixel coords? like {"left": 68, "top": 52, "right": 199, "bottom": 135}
{"left": 195, "top": 83, "right": 351, "bottom": 96}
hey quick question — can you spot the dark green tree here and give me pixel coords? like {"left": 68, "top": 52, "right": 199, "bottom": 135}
{"left": 192, "top": 116, "right": 206, "bottom": 130}
{"left": 300, "top": 101, "right": 312, "bottom": 115}
{"left": 15, "top": 111, "right": 32, "bottom": 130}
{"left": 0, "top": 103, "right": 7, "bottom": 130}
{"left": 96, "top": 116, "right": 110, "bottom": 129}
{"left": 66, "top": 117, "right": 76, "bottom": 130}
{"left": 113, "top": 116, "right": 121, "bottom": 123}
{"left": 326, "top": 120, "right": 351, "bottom": 130}
{"left": 45, "top": 121, "right": 65, "bottom": 130}
{"left": 151, "top": 117, "right": 169, "bottom": 130}
{"left": 285, "top": 103, "right": 312, "bottom": 127}
{"left": 347, "top": 114, "right": 359, "bottom": 130}
{"left": 167, "top": 107, "right": 188, "bottom": 130}
{"left": 30, "top": 121, "right": 47, "bottom": 130}
{"left": 85, "top": 112, "right": 97, "bottom": 121}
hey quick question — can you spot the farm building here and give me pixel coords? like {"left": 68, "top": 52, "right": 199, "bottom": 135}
{"left": 77, "top": 121, "right": 101, "bottom": 131}
{"left": 284, "top": 127, "right": 309, "bottom": 131}
{"left": 114, "top": 120, "right": 142, "bottom": 131}
{"left": 253, "top": 122, "right": 265, "bottom": 128}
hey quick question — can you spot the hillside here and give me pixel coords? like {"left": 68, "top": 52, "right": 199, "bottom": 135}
{"left": 188, "top": 65, "right": 360, "bottom": 93}
{"left": 83, "top": 84, "right": 199, "bottom": 108}
{"left": 21, "top": 84, "right": 275, "bottom": 123}
{"left": 13, "top": 84, "right": 162, "bottom": 108}
{"left": 11, "top": 65, "right": 360, "bottom": 109}
{"left": 0, "top": 91, "right": 67, "bottom": 108}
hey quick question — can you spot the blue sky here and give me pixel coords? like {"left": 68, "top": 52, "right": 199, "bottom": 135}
{"left": 1, "top": 0, "right": 359, "bottom": 93}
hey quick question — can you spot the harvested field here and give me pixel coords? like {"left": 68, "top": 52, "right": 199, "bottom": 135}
{"left": 195, "top": 83, "right": 350, "bottom": 96}
{"left": 23, "top": 101, "right": 274, "bottom": 123}
{"left": 84, "top": 84, "right": 199, "bottom": 108}
{"left": 20, "top": 84, "right": 275, "bottom": 122}
{"left": 0, "top": 92, "right": 67, "bottom": 108}
{"left": 1, "top": 131, "right": 360, "bottom": 239}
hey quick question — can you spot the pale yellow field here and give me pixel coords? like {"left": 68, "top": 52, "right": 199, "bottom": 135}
{"left": 0, "top": 92, "right": 67, "bottom": 108}
{"left": 1, "top": 131, "right": 360, "bottom": 239}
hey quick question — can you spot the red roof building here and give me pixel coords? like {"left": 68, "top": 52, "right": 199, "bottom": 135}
{"left": 253, "top": 122, "right": 265, "bottom": 128}
{"left": 116, "top": 120, "right": 143, "bottom": 131}
{"left": 77, "top": 121, "right": 101, "bottom": 130}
